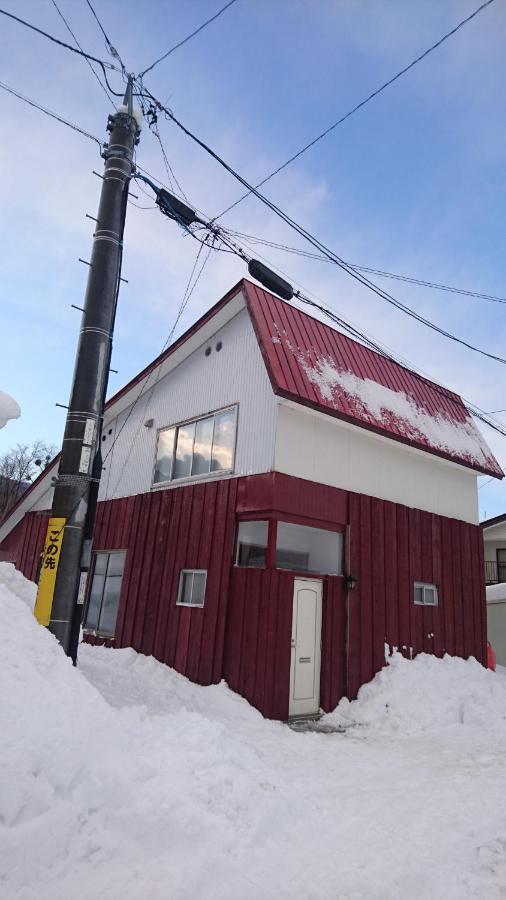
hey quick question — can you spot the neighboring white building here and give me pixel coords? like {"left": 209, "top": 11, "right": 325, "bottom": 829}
{"left": 482, "top": 514, "right": 506, "bottom": 665}
{"left": 482, "top": 514, "right": 506, "bottom": 585}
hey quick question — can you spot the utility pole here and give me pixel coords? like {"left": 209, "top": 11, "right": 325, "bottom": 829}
{"left": 34, "top": 79, "right": 141, "bottom": 660}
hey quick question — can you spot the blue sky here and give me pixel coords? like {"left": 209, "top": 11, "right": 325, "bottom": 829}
{"left": 1, "top": 0, "right": 505, "bottom": 518}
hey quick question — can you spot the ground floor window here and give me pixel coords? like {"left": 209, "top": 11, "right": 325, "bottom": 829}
{"left": 177, "top": 570, "right": 207, "bottom": 607}
{"left": 84, "top": 550, "right": 126, "bottom": 636}
{"left": 236, "top": 520, "right": 269, "bottom": 567}
{"left": 414, "top": 582, "right": 438, "bottom": 606}
{"left": 276, "top": 522, "right": 343, "bottom": 575}
{"left": 235, "top": 518, "right": 343, "bottom": 575}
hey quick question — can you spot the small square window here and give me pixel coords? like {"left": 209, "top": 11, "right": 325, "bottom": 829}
{"left": 177, "top": 570, "right": 207, "bottom": 608}
{"left": 414, "top": 582, "right": 438, "bottom": 606}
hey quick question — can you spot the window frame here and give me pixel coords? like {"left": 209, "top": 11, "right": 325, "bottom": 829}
{"left": 413, "top": 581, "right": 439, "bottom": 607}
{"left": 176, "top": 569, "right": 208, "bottom": 608}
{"left": 83, "top": 549, "right": 127, "bottom": 637}
{"left": 152, "top": 405, "right": 238, "bottom": 488}
{"left": 234, "top": 517, "right": 345, "bottom": 576}
{"left": 235, "top": 519, "right": 270, "bottom": 569}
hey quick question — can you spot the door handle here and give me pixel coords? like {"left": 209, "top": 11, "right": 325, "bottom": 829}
{"left": 291, "top": 639, "right": 296, "bottom": 648}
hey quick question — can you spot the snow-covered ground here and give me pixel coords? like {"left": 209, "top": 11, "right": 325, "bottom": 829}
{"left": 2, "top": 562, "right": 506, "bottom": 900}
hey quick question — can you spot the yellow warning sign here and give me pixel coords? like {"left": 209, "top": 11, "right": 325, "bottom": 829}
{"left": 34, "top": 517, "right": 66, "bottom": 626}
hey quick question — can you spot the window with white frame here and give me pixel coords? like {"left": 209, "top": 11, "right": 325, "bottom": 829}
{"left": 153, "top": 406, "right": 237, "bottom": 485}
{"left": 414, "top": 582, "right": 438, "bottom": 606}
{"left": 84, "top": 551, "right": 126, "bottom": 635}
{"left": 177, "top": 570, "right": 207, "bottom": 608}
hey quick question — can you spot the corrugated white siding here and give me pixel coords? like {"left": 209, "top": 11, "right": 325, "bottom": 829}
{"left": 99, "top": 308, "right": 277, "bottom": 501}
{"left": 275, "top": 401, "right": 479, "bottom": 524}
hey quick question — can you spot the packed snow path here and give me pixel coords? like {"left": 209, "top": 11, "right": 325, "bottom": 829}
{"left": 1, "top": 563, "right": 506, "bottom": 899}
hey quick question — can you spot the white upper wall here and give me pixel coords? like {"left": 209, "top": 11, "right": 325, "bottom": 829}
{"left": 275, "top": 401, "right": 479, "bottom": 523}
{"left": 0, "top": 295, "right": 487, "bottom": 543}
{"left": 99, "top": 306, "right": 278, "bottom": 501}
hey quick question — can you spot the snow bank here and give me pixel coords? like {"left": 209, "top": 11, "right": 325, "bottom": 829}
{"left": 3, "top": 562, "right": 506, "bottom": 900}
{"left": 487, "top": 582, "right": 506, "bottom": 603}
{"left": 0, "top": 564, "right": 130, "bottom": 831}
{"left": 325, "top": 648, "right": 506, "bottom": 735}
{"left": 0, "top": 389, "right": 20, "bottom": 428}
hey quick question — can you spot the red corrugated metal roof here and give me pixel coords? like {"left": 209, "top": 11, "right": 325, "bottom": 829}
{"left": 243, "top": 279, "right": 503, "bottom": 478}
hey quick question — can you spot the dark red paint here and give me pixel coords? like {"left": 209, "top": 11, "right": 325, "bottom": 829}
{"left": 2, "top": 472, "right": 487, "bottom": 720}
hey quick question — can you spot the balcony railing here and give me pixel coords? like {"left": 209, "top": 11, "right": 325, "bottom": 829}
{"left": 485, "top": 561, "right": 506, "bottom": 584}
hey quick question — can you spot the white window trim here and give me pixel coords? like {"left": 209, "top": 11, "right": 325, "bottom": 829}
{"left": 177, "top": 569, "right": 207, "bottom": 608}
{"left": 152, "top": 405, "right": 238, "bottom": 488}
{"left": 414, "top": 582, "right": 439, "bottom": 607}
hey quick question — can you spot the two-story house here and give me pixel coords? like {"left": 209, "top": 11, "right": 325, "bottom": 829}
{"left": 1, "top": 279, "right": 502, "bottom": 718}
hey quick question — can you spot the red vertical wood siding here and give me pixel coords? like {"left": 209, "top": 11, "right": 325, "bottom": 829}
{"left": 346, "top": 492, "right": 486, "bottom": 699}
{"left": 9, "top": 512, "right": 49, "bottom": 581}
{"left": 89, "top": 479, "right": 238, "bottom": 685}
{"left": 2, "top": 471, "right": 487, "bottom": 720}
{"left": 223, "top": 567, "right": 293, "bottom": 720}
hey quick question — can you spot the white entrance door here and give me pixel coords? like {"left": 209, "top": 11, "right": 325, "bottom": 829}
{"left": 289, "top": 578, "right": 323, "bottom": 717}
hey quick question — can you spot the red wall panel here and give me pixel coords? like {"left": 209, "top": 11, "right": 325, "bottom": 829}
{"left": 2, "top": 471, "right": 487, "bottom": 721}
{"left": 347, "top": 493, "right": 487, "bottom": 699}
{"left": 223, "top": 567, "right": 293, "bottom": 720}
{"left": 90, "top": 479, "right": 238, "bottom": 686}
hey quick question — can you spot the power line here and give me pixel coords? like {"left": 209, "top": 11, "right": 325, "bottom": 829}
{"left": 139, "top": 0, "right": 239, "bottom": 78}
{"left": 142, "top": 93, "right": 506, "bottom": 368}
{"left": 0, "top": 79, "right": 103, "bottom": 149}
{"left": 85, "top": 0, "right": 127, "bottom": 75}
{"left": 153, "top": 185, "right": 506, "bottom": 441}
{"left": 50, "top": 0, "right": 114, "bottom": 107}
{"left": 0, "top": 7, "right": 119, "bottom": 71}
{"left": 132, "top": 173, "right": 506, "bottom": 444}
{"left": 213, "top": 0, "right": 497, "bottom": 220}
{"left": 223, "top": 229, "right": 506, "bottom": 305}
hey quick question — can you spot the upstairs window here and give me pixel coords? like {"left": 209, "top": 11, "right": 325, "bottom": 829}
{"left": 236, "top": 521, "right": 269, "bottom": 568}
{"left": 276, "top": 522, "right": 343, "bottom": 575}
{"left": 84, "top": 551, "right": 126, "bottom": 636}
{"left": 153, "top": 407, "right": 237, "bottom": 485}
{"left": 414, "top": 582, "right": 438, "bottom": 606}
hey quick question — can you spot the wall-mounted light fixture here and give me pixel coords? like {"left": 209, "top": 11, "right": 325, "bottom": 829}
{"left": 345, "top": 574, "right": 358, "bottom": 592}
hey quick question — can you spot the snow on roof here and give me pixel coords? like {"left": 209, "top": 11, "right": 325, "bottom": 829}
{"left": 0, "top": 390, "right": 20, "bottom": 429}
{"left": 243, "top": 280, "right": 503, "bottom": 478}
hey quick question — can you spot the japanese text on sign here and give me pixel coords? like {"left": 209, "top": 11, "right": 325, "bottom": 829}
{"left": 34, "top": 517, "right": 66, "bottom": 626}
